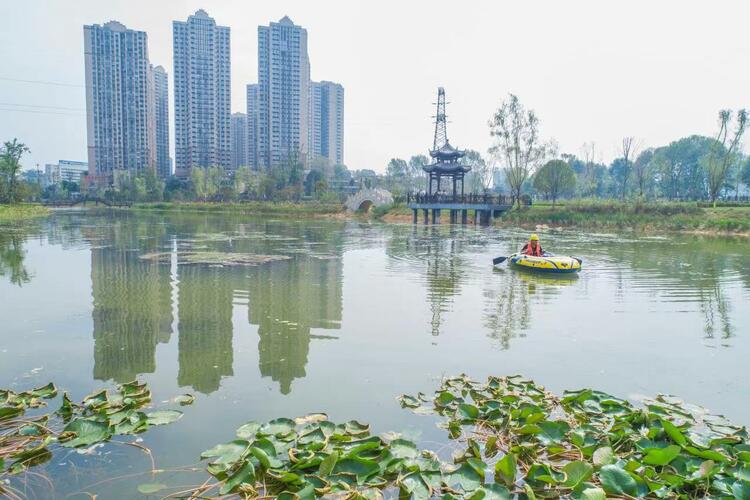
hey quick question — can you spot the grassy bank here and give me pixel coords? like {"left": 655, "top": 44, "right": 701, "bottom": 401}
{"left": 129, "top": 201, "right": 345, "bottom": 217}
{"left": 496, "top": 200, "right": 750, "bottom": 234}
{"left": 370, "top": 200, "right": 750, "bottom": 234}
{"left": 0, "top": 204, "right": 50, "bottom": 222}
{"left": 372, "top": 202, "right": 413, "bottom": 221}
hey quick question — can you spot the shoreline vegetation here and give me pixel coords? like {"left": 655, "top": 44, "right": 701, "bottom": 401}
{"left": 375, "top": 200, "right": 750, "bottom": 236}
{"left": 0, "top": 204, "right": 49, "bottom": 222}
{"left": 128, "top": 200, "right": 346, "bottom": 217}
{"left": 3, "top": 200, "right": 750, "bottom": 236}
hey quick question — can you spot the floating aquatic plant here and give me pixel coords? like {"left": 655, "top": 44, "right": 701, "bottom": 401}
{"left": 139, "top": 251, "right": 291, "bottom": 266}
{"left": 399, "top": 374, "right": 750, "bottom": 498}
{"left": 181, "top": 376, "right": 750, "bottom": 498}
{"left": 0, "top": 381, "right": 182, "bottom": 487}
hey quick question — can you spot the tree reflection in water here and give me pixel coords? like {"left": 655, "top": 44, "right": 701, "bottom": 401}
{"left": 483, "top": 271, "right": 575, "bottom": 349}
{"left": 0, "top": 228, "right": 32, "bottom": 286}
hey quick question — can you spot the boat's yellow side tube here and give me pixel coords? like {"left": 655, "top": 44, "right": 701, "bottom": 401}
{"left": 508, "top": 253, "right": 581, "bottom": 274}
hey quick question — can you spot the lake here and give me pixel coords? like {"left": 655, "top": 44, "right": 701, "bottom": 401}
{"left": 1, "top": 211, "right": 749, "bottom": 497}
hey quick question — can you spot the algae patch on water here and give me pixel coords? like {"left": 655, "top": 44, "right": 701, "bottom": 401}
{"left": 139, "top": 251, "right": 291, "bottom": 266}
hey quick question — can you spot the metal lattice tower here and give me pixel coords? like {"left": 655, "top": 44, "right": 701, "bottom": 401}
{"left": 432, "top": 87, "right": 448, "bottom": 151}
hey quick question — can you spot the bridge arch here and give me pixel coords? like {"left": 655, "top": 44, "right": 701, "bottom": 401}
{"left": 345, "top": 188, "right": 394, "bottom": 212}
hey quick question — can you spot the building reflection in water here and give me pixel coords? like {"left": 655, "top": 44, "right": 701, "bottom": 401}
{"left": 177, "top": 265, "right": 234, "bottom": 394}
{"left": 89, "top": 224, "right": 173, "bottom": 383}
{"left": 87, "top": 218, "right": 344, "bottom": 395}
{"left": 247, "top": 256, "right": 342, "bottom": 394}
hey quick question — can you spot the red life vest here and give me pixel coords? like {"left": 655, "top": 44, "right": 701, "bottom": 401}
{"left": 524, "top": 242, "right": 542, "bottom": 256}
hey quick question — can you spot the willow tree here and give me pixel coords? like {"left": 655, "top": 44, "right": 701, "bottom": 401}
{"left": 488, "top": 95, "right": 545, "bottom": 208}
{"left": 706, "top": 109, "right": 748, "bottom": 206}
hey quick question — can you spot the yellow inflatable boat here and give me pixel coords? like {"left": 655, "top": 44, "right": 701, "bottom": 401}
{"left": 507, "top": 253, "right": 581, "bottom": 274}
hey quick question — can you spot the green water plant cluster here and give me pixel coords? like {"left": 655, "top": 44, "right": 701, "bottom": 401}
{"left": 0, "top": 381, "right": 185, "bottom": 480}
{"left": 188, "top": 413, "right": 512, "bottom": 499}
{"left": 399, "top": 374, "right": 750, "bottom": 498}
{"left": 184, "top": 375, "right": 750, "bottom": 498}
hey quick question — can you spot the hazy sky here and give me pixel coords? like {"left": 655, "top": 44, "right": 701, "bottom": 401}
{"left": 2, "top": 0, "right": 749, "bottom": 172}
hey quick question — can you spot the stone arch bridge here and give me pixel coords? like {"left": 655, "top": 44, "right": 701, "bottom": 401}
{"left": 345, "top": 188, "right": 394, "bottom": 212}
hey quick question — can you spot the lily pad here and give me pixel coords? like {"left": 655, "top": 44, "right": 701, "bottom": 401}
{"left": 146, "top": 410, "right": 183, "bottom": 426}
{"left": 61, "top": 418, "right": 111, "bottom": 448}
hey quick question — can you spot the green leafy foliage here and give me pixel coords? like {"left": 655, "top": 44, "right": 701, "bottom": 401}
{"left": 399, "top": 374, "right": 750, "bottom": 498}
{"left": 194, "top": 413, "right": 494, "bottom": 498}
{"left": 1, "top": 381, "right": 183, "bottom": 479}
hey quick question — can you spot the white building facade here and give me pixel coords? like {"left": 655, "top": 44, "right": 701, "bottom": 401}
{"left": 83, "top": 21, "right": 155, "bottom": 185}
{"left": 45, "top": 160, "right": 89, "bottom": 186}
{"left": 309, "top": 81, "right": 344, "bottom": 167}
{"left": 153, "top": 65, "right": 170, "bottom": 178}
{"left": 246, "top": 84, "right": 259, "bottom": 170}
{"left": 173, "top": 10, "right": 231, "bottom": 177}
{"left": 231, "top": 112, "right": 247, "bottom": 170}
{"left": 256, "top": 16, "right": 310, "bottom": 169}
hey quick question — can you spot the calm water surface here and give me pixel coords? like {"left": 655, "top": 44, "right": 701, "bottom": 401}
{"left": 1, "top": 211, "right": 749, "bottom": 497}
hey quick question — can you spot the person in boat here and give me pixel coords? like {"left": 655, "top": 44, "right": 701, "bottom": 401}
{"left": 521, "top": 234, "right": 544, "bottom": 256}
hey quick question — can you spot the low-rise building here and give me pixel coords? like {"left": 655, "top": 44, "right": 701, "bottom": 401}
{"left": 45, "top": 160, "right": 89, "bottom": 186}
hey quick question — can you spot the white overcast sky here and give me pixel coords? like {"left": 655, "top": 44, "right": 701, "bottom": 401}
{"left": 2, "top": 0, "right": 749, "bottom": 172}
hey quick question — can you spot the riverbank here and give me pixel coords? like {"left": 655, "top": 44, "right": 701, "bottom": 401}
{"left": 374, "top": 200, "right": 750, "bottom": 235}
{"left": 495, "top": 200, "right": 750, "bottom": 235}
{"left": 0, "top": 204, "right": 50, "bottom": 222}
{"left": 128, "top": 201, "right": 346, "bottom": 218}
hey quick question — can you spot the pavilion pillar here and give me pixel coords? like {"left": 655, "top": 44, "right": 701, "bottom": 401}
{"left": 412, "top": 209, "right": 418, "bottom": 224}
{"left": 461, "top": 210, "right": 468, "bottom": 224}
{"left": 479, "top": 210, "right": 490, "bottom": 226}
{"left": 432, "top": 209, "right": 440, "bottom": 224}
{"left": 423, "top": 209, "right": 429, "bottom": 224}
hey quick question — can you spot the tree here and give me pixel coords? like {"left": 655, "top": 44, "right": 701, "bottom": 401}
{"left": 533, "top": 160, "right": 576, "bottom": 206}
{"left": 144, "top": 167, "right": 164, "bottom": 201}
{"left": 578, "top": 142, "right": 599, "bottom": 197}
{"left": 650, "top": 135, "right": 715, "bottom": 200}
{"left": 332, "top": 164, "right": 351, "bottom": 183}
{"left": 706, "top": 109, "right": 748, "bottom": 206}
{"left": 0, "top": 139, "right": 30, "bottom": 203}
{"left": 205, "top": 166, "right": 223, "bottom": 200}
{"left": 632, "top": 149, "right": 654, "bottom": 198}
{"left": 730, "top": 152, "right": 747, "bottom": 200}
{"left": 742, "top": 157, "right": 750, "bottom": 190}
{"left": 489, "top": 95, "right": 546, "bottom": 208}
{"left": 234, "top": 166, "right": 252, "bottom": 196}
{"left": 611, "top": 137, "right": 638, "bottom": 199}
{"left": 609, "top": 158, "right": 631, "bottom": 199}
{"left": 386, "top": 158, "right": 408, "bottom": 195}
{"left": 407, "top": 155, "right": 428, "bottom": 192}
{"left": 190, "top": 168, "right": 207, "bottom": 200}
{"left": 463, "top": 150, "right": 493, "bottom": 193}
{"left": 304, "top": 169, "right": 324, "bottom": 196}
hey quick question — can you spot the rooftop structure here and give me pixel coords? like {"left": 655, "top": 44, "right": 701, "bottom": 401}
{"left": 422, "top": 87, "right": 471, "bottom": 196}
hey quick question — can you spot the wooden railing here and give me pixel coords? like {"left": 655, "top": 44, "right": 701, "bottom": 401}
{"left": 407, "top": 193, "right": 524, "bottom": 206}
